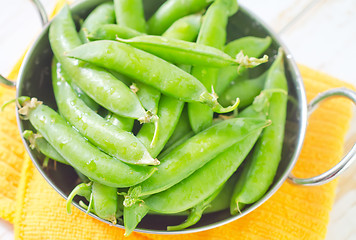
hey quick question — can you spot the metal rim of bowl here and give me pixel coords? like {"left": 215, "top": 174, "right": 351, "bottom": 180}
{"left": 15, "top": 0, "right": 308, "bottom": 235}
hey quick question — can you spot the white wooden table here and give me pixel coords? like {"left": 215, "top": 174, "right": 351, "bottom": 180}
{"left": 0, "top": 0, "right": 355, "bottom": 239}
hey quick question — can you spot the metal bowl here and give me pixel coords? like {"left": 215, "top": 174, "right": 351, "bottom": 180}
{"left": 13, "top": 0, "right": 356, "bottom": 235}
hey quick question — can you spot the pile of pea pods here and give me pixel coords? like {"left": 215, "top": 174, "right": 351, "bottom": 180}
{"left": 18, "top": 0, "right": 288, "bottom": 235}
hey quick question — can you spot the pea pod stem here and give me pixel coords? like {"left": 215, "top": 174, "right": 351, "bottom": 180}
{"left": 216, "top": 36, "right": 272, "bottom": 95}
{"left": 166, "top": 204, "right": 208, "bottom": 231}
{"left": 167, "top": 185, "right": 223, "bottom": 231}
{"left": 0, "top": 98, "right": 16, "bottom": 112}
{"left": 199, "top": 89, "right": 240, "bottom": 113}
{"left": 66, "top": 182, "right": 92, "bottom": 214}
{"left": 86, "top": 193, "right": 94, "bottom": 214}
{"left": 235, "top": 51, "right": 268, "bottom": 69}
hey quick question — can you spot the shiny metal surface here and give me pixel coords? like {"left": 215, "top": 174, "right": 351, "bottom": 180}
{"left": 289, "top": 88, "right": 356, "bottom": 186}
{"left": 31, "top": 0, "right": 49, "bottom": 26}
{"left": 14, "top": 0, "right": 309, "bottom": 235}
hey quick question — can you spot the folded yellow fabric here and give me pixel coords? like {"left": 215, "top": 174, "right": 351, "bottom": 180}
{"left": 0, "top": 1, "right": 355, "bottom": 239}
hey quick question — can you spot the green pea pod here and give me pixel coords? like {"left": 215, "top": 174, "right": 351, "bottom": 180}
{"left": 52, "top": 58, "right": 134, "bottom": 132}
{"left": 18, "top": 98, "right": 156, "bottom": 188}
{"left": 75, "top": 169, "right": 90, "bottom": 183}
{"left": 68, "top": 82, "right": 99, "bottom": 111}
{"left": 109, "top": 70, "right": 132, "bottom": 86}
{"left": 66, "top": 182, "right": 92, "bottom": 214}
{"left": 116, "top": 195, "right": 124, "bottom": 219}
{"left": 49, "top": 5, "right": 150, "bottom": 121}
{"left": 116, "top": 36, "right": 267, "bottom": 68}
{"left": 205, "top": 173, "right": 238, "bottom": 213}
{"left": 105, "top": 112, "right": 134, "bottom": 132}
{"left": 123, "top": 201, "right": 149, "bottom": 236}
{"left": 113, "top": 0, "right": 161, "bottom": 118}
{"left": 135, "top": 16, "right": 201, "bottom": 157}
{"left": 131, "top": 82, "right": 161, "bottom": 116}
{"left": 54, "top": 56, "right": 99, "bottom": 112}
{"left": 110, "top": 70, "right": 161, "bottom": 118}
{"left": 196, "top": 0, "right": 237, "bottom": 46}
{"left": 158, "top": 131, "right": 194, "bottom": 160}
{"left": 219, "top": 70, "right": 268, "bottom": 108}
{"left": 92, "top": 182, "right": 118, "bottom": 224}
{"left": 188, "top": 0, "right": 239, "bottom": 133}
{"left": 163, "top": 105, "right": 192, "bottom": 151}
{"left": 113, "top": 66, "right": 160, "bottom": 149}
{"left": 162, "top": 13, "right": 202, "bottom": 42}
{"left": 144, "top": 118, "right": 268, "bottom": 213}
{"left": 148, "top": 0, "right": 214, "bottom": 35}
{"left": 146, "top": 93, "right": 270, "bottom": 214}
{"left": 225, "top": 36, "right": 272, "bottom": 57}
{"left": 132, "top": 117, "right": 270, "bottom": 198}
{"left": 114, "top": 0, "right": 146, "bottom": 33}
{"left": 23, "top": 130, "right": 68, "bottom": 165}
{"left": 167, "top": 185, "right": 223, "bottom": 231}
{"left": 137, "top": 96, "right": 184, "bottom": 157}
{"left": 216, "top": 36, "right": 272, "bottom": 95}
{"left": 230, "top": 49, "right": 288, "bottom": 214}
{"left": 52, "top": 59, "right": 158, "bottom": 166}
{"left": 88, "top": 24, "right": 144, "bottom": 41}
{"left": 67, "top": 40, "right": 238, "bottom": 114}
{"left": 79, "top": 2, "right": 115, "bottom": 43}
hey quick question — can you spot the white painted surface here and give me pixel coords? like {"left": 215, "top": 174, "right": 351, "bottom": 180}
{"left": 0, "top": 0, "right": 355, "bottom": 239}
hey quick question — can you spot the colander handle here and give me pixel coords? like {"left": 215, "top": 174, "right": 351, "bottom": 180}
{"left": 288, "top": 87, "right": 356, "bottom": 186}
{"left": 0, "top": 0, "right": 47, "bottom": 88}
{"left": 31, "top": 0, "right": 48, "bottom": 26}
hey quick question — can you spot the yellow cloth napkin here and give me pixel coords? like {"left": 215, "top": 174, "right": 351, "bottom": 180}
{"left": 0, "top": 1, "right": 355, "bottom": 239}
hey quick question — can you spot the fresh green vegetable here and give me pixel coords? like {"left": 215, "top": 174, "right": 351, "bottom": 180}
{"left": 79, "top": 2, "right": 115, "bottom": 43}
{"left": 67, "top": 40, "right": 239, "bottom": 114}
{"left": 230, "top": 49, "right": 288, "bottom": 214}
{"left": 52, "top": 58, "right": 159, "bottom": 166}
{"left": 18, "top": 97, "right": 156, "bottom": 188}
{"left": 188, "top": 0, "right": 239, "bottom": 133}
{"left": 147, "top": 0, "right": 213, "bottom": 35}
